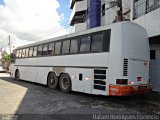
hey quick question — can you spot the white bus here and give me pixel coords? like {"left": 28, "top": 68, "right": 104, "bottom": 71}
{"left": 10, "top": 22, "right": 151, "bottom": 96}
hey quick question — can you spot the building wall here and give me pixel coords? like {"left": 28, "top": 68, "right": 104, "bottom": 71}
{"left": 101, "top": 0, "right": 131, "bottom": 26}
{"left": 149, "top": 37, "right": 160, "bottom": 92}
{"left": 131, "top": 0, "right": 160, "bottom": 92}
{"left": 133, "top": 8, "right": 160, "bottom": 37}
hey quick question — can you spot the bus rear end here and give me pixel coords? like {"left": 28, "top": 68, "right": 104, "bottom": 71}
{"left": 109, "top": 22, "right": 151, "bottom": 96}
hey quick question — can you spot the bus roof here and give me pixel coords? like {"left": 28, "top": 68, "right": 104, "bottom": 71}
{"left": 15, "top": 21, "right": 145, "bottom": 49}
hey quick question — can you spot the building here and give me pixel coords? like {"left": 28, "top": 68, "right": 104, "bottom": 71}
{"left": 131, "top": 0, "right": 160, "bottom": 92}
{"left": 70, "top": 0, "right": 130, "bottom": 33}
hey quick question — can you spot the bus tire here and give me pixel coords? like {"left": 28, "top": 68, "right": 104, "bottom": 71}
{"left": 15, "top": 69, "right": 20, "bottom": 80}
{"left": 47, "top": 72, "right": 58, "bottom": 90}
{"left": 59, "top": 73, "right": 71, "bottom": 93}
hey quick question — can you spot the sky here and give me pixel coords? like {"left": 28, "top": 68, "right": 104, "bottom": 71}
{"left": 0, "top": 0, "right": 71, "bottom": 50}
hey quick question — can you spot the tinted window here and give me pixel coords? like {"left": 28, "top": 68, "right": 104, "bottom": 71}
{"left": 102, "top": 4, "right": 105, "bottom": 16}
{"left": 48, "top": 43, "right": 55, "bottom": 55}
{"left": 62, "top": 40, "right": 70, "bottom": 54}
{"left": 16, "top": 50, "right": 19, "bottom": 58}
{"left": 150, "top": 50, "right": 156, "bottom": 59}
{"left": 29, "top": 47, "right": 33, "bottom": 57}
{"left": 70, "top": 38, "right": 79, "bottom": 53}
{"left": 25, "top": 48, "right": 29, "bottom": 57}
{"left": 19, "top": 50, "right": 22, "bottom": 58}
{"left": 80, "top": 36, "right": 91, "bottom": 52}
{"left": 33, "top": 47, "right": 37, "bottom": 57}
{"left": 55, "top": 42, "right": 61, "bottom": 55}
{"left": 103, "top": 30, "right": 111, "bottom": 52}
{"left": 91, "top": 33, "right": 103, "bottom": 52}
{"left": 37, "top": 45, "right": 43, "bottom": 56}
{"left": 22, "top": 49, "right": 26, "bottom": 57}
{"left": 42, "top": 44, "right": 48, "bottom": 55}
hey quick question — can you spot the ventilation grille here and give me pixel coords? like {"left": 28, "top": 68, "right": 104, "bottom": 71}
{"left": 94, "top": 69, "right": 106, "bottom": 91}
{"left": 123, "top": 59, "right": 128, "bottom": 76}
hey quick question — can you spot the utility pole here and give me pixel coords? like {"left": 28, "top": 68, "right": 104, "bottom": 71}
{"left": 8, "top": 35, "right": 11, "bottom": 54}
{"left": 117, "top": 0, "right": 123, "bottom": 21}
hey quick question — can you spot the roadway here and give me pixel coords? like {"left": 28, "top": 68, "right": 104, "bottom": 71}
{"left": 0, "top": 73, "right": 160, "bottom": 120}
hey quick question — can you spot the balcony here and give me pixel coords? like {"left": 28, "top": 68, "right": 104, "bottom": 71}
{"left": 70, "top": 22, "right": 87, "bottom": 33}
{"left": 70, "top": 0, "right": 87, "bottom": 25}
{"left": 70, "top": 0, "right": 83, "bottom": 9}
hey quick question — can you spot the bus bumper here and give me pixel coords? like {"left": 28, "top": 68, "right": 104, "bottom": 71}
{"left": 109, "top": 84, "right": 152, "bottom": 96}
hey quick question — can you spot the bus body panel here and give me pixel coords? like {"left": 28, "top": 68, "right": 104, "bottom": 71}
{"left": 122, "top": 22, "right": 150, "bottom": 86}
{"left": 10, "top": 21, "right": 151, "bottom": 96}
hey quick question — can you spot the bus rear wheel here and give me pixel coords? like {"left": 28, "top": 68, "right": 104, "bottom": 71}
{"left": 47, "top": 72, "right": 58, "bottom": 90}
{"left": 15, "top": 70, "right": 20, "bottom": 80}
{"left": 59, "top": 73, "right": 71, "bottom": 93}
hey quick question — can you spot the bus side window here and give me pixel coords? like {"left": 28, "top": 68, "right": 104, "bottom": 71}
{"left": 103, "top": 29, "right": 111, "bottom": 52}
{"left": 29, "top": 47, "right": 33, "bottom": 57}
{"left": 16, "top": 50, "right": 19, "bottom": 58}
{"left": 25, "top": 48, "right": 29, "bottom": 57}
{"left": 91, "top": 33, "right": 103, "bottom": 52}
{"left": 48, "top": 43, "right": 55, "bottom": 55}
{"left": 62, "top": 40, "right": 70, "bottom": 54}
{"left": 33, "top": 46, "right": 37, "bottom": 57}
{"left": 42, "top": 44, "right": 48, "bottom": 56}
{"left": 37, "top": 45, "right": 43, "bottom": 56}
{"left": 22, "top": 49, "right": 26, "bottom": 58}
{"left": 55, "top": 42, "right": 61, "bottom": 55}
{"left": 70, "top": 38, "right": 79, "bottom": 53}
{"left": 19, "top": 49, "right": 22, "bottom": 58}
{"left": 80, "top": 35, "right": 91, "bottom": 52}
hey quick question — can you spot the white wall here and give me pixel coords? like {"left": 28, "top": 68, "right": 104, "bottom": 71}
{"left": 133, "top": 8, "right": 160, "bottom": 37}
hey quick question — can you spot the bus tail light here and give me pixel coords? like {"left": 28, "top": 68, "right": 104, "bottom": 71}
{"left": 128, "top": 81, "right": 134, "bottom": 85}
{"left": 116, "top": 79, "right": 128, "bottom": 85}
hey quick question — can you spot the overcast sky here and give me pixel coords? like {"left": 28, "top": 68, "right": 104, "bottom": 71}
{"left": 0, "top": 0, "right": 70, "bottom": 49}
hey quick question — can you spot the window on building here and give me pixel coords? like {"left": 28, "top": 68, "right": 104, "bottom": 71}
{"left": 80, "top": 36, "right": 91, "bottom": 52}
{"left": 42, "top": 44, "right": 48, "bottom": 55}
{"left": 70, "top": 38, "right": 79, "bottom": 53}
{"left": 55, "top": 42, "right": 61, "bottom": 55}
{"left": 150, "top": 50, "right": 156, "bottom": 59}
{"left": 91, "top": 33, "right": 103, "bottom": 52}
{"left": 29, "top": 47, "right": 33, "bottom": 57}
{"left": 48, "top": 43, "right": 55, "bottom": 55}
{"left": 102, "top": 4, "right": 105, "bottom": 16}
{"left": 33, "top": 47, "right": 37, "bottom": 57}
{"left": 37, "top": 45, "right": 43, "bottom": 56}
{"left": 62, "top": 40, "right": 70, "bottom": 54}
{"left": 134, "top": 0, "right": 160, "bottom": 18}
{"left": 25, "top": 48, "right": 29, "bottom": 57}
